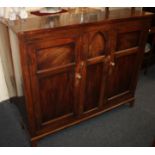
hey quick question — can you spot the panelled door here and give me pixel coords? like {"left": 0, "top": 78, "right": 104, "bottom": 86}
{"left": 107, "top": 20, "right": 149, "bottom": 105}
{"left": 27, "top": 34, "right": 82, "bottom": 132}
{"left": 80, "top": 29, "right": 111, "bottom": 114}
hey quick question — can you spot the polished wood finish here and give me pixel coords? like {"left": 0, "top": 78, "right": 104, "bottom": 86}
{"left": 2, "top": 8, "right": 153, "bottom": 146}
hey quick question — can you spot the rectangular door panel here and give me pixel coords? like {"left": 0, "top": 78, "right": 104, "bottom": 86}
{"left": 107, "top": 53, "right": 137, "bottom": 99}
{"left": 116, "top": 31, "right": 141, "bottom": 51}
{"left": 39, "top": 70, "right": 75, "bottom": 123}
{"left": 84, "top": 63, "right": 103, "bottom": 112}
{"left": 37, "top": 43, "right": 75, "bottom": 70}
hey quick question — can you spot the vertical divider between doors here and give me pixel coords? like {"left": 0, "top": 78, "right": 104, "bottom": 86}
{"left": 98, "top": 31, "right": 109, "bottom": 109}
{"left": 74, "top": 33, "right": 87, "bottom": 117}
{"left": 103, "top": 30, "right": 117, "bottom": 106}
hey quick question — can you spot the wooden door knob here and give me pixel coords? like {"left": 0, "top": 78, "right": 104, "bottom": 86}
{"left": 110, "top": 62, "right": 115, "bottom": 66}
{"left": 76, "top": 73, "right": 82, "bottom": 79}
{"left": 81, "top": 62, "right": 84, "bottom": 67}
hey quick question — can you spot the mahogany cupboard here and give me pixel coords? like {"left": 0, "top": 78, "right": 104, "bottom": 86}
{"left": 2, "top": 8, "right": 153, "bottom": 146}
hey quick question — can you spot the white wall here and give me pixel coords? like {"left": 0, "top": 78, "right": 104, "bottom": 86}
{"left": 0, "top": 23, "right": 17, "bottom": 98}
{"left": 0, "top": 7, "right": 41, "bottom": 102}
{"left": 0, "top": 57, "right": 9, "bottom": 102}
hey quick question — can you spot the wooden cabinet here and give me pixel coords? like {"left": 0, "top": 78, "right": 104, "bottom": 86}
{"left": 8, "top": 9, "right": 152, "bottom": 145}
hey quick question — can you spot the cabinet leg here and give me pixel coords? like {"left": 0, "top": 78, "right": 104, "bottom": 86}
{"left": 129, "top": 100, "right": 135, "bottom": 107}
{"left": 31, "top": 140, "right": 37, "bottom": 147}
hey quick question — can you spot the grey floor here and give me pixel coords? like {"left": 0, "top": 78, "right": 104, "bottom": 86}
{"left": 0, "top": 66, "right": 155, "bottom": 147}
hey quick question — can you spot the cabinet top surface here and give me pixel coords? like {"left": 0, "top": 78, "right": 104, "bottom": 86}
{"left": 0, "top": 8, "right": 153, "bottom": 34}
